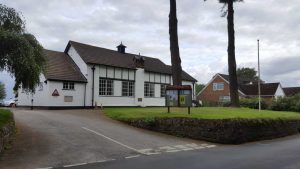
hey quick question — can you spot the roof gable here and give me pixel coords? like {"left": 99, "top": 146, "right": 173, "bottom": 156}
{"left": 43, "top": 50, "right": 87, "bottom": 83}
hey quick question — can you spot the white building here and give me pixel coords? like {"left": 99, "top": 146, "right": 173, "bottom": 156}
{"left": 18, "top": 41, "right": 197, "bottom": 108}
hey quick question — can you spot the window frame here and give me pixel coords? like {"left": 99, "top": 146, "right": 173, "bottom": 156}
{"left": 160, "top": 84, "right": 166, "bottom": 97}
{"left": 144, "top": 83, "right": 155, "bottom": 97}
{"left": 122, "top": 81, "right": 135, "bottom": 97}
{"left": 99, "top": 78, "right": 114, "bottom": 96}
{"left": 213, "top": 82, "right": 224, "bottom": 91}
{"left": 63, "top": 82, "right": 75, "bottom": 90}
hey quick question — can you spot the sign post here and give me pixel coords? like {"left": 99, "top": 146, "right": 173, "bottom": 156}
{"left": 165, "top": 85, "right": 192, "bottom": 114}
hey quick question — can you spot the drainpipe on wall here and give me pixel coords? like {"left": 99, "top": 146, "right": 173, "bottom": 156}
{"left": 91, "top": 65, "right": 95, "bottom": 108}
{"left": 84, "top": 82, "right": 86, "bottom": 108}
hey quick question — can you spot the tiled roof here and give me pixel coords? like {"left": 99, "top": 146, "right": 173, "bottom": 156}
{"left": 239, "top": 83, "right": 280, "bottom": 96}
{"left": 283, "top": 87, "right": 300, "bottom": 96}
{"left": 218, "top": 73, "right": 279, "bottom": 96}
{"left": 67, "top": 41, "right": 197, "bottom": 82}
{"left": 43, "top": 50, "right": 87, "bottom": 83}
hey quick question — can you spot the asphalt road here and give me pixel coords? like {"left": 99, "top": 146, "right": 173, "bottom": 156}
{"left": 60, "top": 134, "right": 300, "bottom": 169}
{"left": 0, "top": 108, "right": 213, "bottom": 169}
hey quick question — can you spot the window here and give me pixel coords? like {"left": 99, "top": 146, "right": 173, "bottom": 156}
{"left": 63, "top": 82, "right": 75, "bottom": 90}
{"left": 160, "top": 84, "right": 166, "bottom": 97}
{"left": 144, "top": 83, "right": 155, "bottom": 97}
{"left": 219, "top": 96, "right": 230, "bottom": 103}
{"left": 99, "top": 78, "right": 114, "bottom": 96}
{"left": 213, "top": 83, "right": 224, "bottom": 91}
{"left": 122, "top": 81, "right": 135, "bottom": 96}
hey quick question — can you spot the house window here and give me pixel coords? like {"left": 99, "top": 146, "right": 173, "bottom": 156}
{"left": 144, "top": 83, "right": 155, "bottom": 97}
{"left": 99, "top": 78, "right": 114, "bottom": 96}
{"left": 122, "top": 81, "right": 135, "bottom": 96}
{"left": 161, "top": 84, "right": 166, "bottom": 97}
{"left": 63, "top": 82, "right": 75, "bottom": 90}
{"left": 219, "top": 96, "right": 230, "bottom": 103}
{"left": 213, "top": 83, "right": 224, "bottom": 91}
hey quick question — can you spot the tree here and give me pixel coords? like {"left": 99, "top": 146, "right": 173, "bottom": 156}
{"left": 195, "top": 83, "right": 205, "bottom": 94}
{"left": 237, "top": 67, "right": 258, "bottom": 81}
{"left": 0, "top": 4, "right": 45, "bottom": 92}
{"left": 205, "top": 0, "right": 243, "bottom": 107}
{"left": 0, "top": 82, "right": 6, "bottom": 100}
{"left": 169, "top": 0, "right": 183, "bottom": 85}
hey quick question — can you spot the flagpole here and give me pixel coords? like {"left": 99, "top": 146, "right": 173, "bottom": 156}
{"left": 258, "top": 39, "right": 261, "bottom": 111}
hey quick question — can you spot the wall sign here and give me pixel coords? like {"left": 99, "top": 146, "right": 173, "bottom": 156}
{"left": 52, "top": 89, "right": 60, "bottom": 96}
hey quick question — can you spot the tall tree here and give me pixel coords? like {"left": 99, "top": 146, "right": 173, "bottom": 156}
{"left": 205, "top": 0, "right": 243, "bottom": 107}
{"left": 169, "top": 0, "right": 182, "bottom": 85}
{"left": 0, "top": 4, "right": 45, "bottom": 92}
{"left": 237, "top": 67, "right": 258, "bottom": 81}
{"left": 0, "top": 82, "right": 6, "bottom": 100}
{"left": 195, "top": 83, "right": 205, "bottom": 94}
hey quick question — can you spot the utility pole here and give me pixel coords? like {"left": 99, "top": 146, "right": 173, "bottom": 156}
{"left": 257, "top": 39, "right": 261, "bottom": 111}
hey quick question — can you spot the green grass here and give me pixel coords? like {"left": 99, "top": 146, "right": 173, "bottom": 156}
{"left": 104, "top": 107, "right": 300, "bottom": 121}
{"left": 0, "top": 109, "right": 14, "bottom": 128}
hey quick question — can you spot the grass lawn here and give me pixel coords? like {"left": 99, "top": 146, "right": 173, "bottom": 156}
{"left": 0, "top": 109, "right": 14, "bottom": 128}
{"left": 104, "top": 107, "right": 300, "bottom": 121}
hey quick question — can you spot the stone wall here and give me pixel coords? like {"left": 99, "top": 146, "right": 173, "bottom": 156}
{"left": 0, "top": 121, "right": 15, "bottom": 154}
{"left": 125, "top": 118, "right": 300, "bottom": 144}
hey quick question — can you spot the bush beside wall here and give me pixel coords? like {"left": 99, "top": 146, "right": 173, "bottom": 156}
{"left": 271, "top": 94, "right": 300, "bottom": 112}
{"left": 124, "top": 118, "right": 300, "bottom": 144}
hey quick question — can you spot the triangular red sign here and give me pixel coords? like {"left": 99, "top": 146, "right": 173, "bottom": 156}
{"left": 52, "top": 89, "right": 59, "bottom": 96}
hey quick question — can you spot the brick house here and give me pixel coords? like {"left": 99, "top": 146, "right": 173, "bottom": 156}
{"left": 197, "top": 73, "right": 285, "bottom": 105}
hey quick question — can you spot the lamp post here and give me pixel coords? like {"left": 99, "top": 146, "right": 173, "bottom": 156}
{"left": 257, "top": 39, "right": 261, "bottom": 111}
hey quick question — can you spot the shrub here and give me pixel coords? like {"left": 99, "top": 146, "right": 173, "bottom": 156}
{"left": 271, "top": 94, "right": 300, "bottom": 112}
{"left": 240, "top": 98, "right": 268, "bottom": 110}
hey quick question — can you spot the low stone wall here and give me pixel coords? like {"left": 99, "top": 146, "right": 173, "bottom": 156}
{"left": 0, "top": 121, "right": 15, "bottom": 154}
{"left": 125, "top": 118, "right": 300, "bottom": 144}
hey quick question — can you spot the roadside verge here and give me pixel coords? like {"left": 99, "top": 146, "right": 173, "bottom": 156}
{"left": 0, "top": 109, "right": 15, "bottom": 154}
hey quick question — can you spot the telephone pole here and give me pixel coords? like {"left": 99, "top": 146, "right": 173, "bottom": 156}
{"left": 257, "top": 39, "right": 261, "bottom": 111}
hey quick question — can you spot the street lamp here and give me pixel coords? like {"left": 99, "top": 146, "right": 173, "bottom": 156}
{"left": 257, "top": 39, "right": 261, "bottom": 111}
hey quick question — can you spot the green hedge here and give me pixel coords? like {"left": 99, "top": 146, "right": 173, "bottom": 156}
{"left": 239, "top": 98, "right": 268, "bottom": 110}
{"left": 0, "top": 109, "right": 14, "bottom": 128}
{"left": 271, "top": 94, "right": 300, "bottom": 112}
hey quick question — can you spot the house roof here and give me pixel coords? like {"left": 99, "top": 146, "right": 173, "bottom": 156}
{"left": 283, "top": 87, "right": 300, "bottom": 96}
{"left": 239, "top": 83, "right": 280, "bottom": 96}
{"left": 66, "top": 41, "right": 197, "bottom": 82}
{"left": 218, "top": 73, "right": 258, "bottom": 85}
{"left": 43, "top": 50, "right": 87, "bottom": 83}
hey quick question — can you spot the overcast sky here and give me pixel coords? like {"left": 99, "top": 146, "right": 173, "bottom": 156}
{"left": 1, "top": 0, "right": 300, "bottom": 99}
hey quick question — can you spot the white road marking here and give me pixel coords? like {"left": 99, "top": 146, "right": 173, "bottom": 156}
{"left": 82, "top": 127, "right": 145, "bottom": 155}
{"left": 63, "top": 163, "right": 87, "bottom": 168}
{"left": 36, "top": 167, "right": 53, "bottom": 169}
{"left": 206, "top": 145, "right": 216, "bottom": 148}
{"left": 95, "top": 159, "right": 116, "bottom": 163}
{"left": 174, "top": 145, "right": 194, "bottom": 151}
{"left": 125, "top": 155, "right": 141, "bottom": 159}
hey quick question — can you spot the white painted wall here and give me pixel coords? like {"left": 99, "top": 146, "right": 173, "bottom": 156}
{"left": 275, "top": 84, "right": 286, "bottom": 98}
{"left": 18, "top": 74, "right": 86, "bottom": 107}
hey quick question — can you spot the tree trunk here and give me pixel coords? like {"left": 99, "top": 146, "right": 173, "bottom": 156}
{"left": 169, "top": 0, "right": 182, "bottom": 85}
{"left": 227, "top": 0, "right": 239, "bottom": 107}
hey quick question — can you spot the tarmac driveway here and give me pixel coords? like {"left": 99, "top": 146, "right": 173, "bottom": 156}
{"left": 0, "top": 108, "right": 216, "bottom": 169}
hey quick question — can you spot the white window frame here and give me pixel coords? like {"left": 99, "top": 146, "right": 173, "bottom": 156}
{"left": 219, "top": 96, "right": 231, "bottom": 103}
{"left": 213, "top": 82, "right": 224, "bottom": 91}
{"left": 63, "top": 82, "right": 75, "bottom": 90}
{"left": 144, "top": 83, "right": 155, "bottom": 97}
{"left": 122, "top": 81, "right": 135, "bottom": 97}
{"left": 160, "top": 84, "right": 166, "bottom": 97}
{"left": 99, "top": 78, "right": 114, "bottom": 96}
